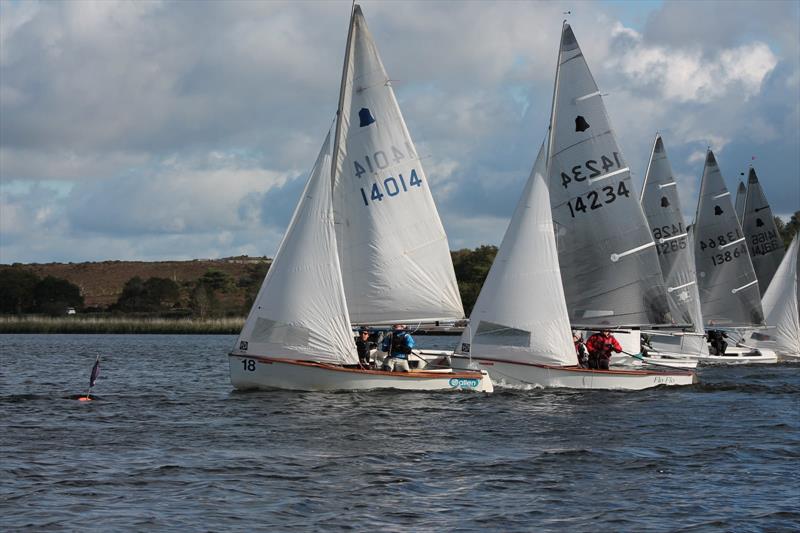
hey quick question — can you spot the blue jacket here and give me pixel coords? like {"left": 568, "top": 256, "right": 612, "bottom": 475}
{"left": 382, "top": 330, "right": 415, "bottom": 359}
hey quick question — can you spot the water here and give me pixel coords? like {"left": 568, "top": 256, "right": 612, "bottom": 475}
{"left": 1, "top": 334, "right": 798, "bottom": 532}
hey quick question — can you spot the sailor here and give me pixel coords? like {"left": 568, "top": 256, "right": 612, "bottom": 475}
{"left": 586, "top": 329, "right": 622, "bottom": 370}
{"left": 707, "top": 329, "right": 728, "bottom": 355}
{"left": 572, "top": 330, "right": 589, "bottom": 368}
{"left": 381, "top": 324, "right": 415, "bottom": 372}
{"left": 355, "top": 327, "right": 373, "bottom": 368}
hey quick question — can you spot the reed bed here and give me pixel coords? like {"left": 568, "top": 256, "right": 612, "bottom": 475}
{"left": 0, "top": 316, "right": 245, "bottom": 334}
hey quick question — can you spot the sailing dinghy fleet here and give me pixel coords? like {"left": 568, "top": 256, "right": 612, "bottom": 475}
{"left": 229, "top": 7, "right": 797, "bottom": 393}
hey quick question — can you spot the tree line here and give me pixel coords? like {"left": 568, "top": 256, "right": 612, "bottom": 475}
{"left": 1, "top": 212, "right": 796, "bottom": 317}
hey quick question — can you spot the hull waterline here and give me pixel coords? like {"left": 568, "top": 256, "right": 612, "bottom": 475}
{"left": 229, "top": 354, "right": 493, "bottom": 392}
{"left": 451, "top": 355, "right": 695, "bottom": 390}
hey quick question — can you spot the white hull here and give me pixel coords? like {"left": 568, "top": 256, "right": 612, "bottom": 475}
{"left": 635, "top": 353, "right": 698, "bottom": 369}
{"left": 451, "top": 355, "right": 695, "bottom": 390}
{"left": 229, "top": 354, "right": 493, "bottom": 392}
{"left": 694, "top": 345, "right": 778, "bottom": 365}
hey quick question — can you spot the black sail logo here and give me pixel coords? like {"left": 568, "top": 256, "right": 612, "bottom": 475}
{"left": 714, "top": 205, "right": 724, "bottom": 216}
{"left": 359, "top": 108, "right": 376, "bottom": 127}
{"left": 660, "top": 196, "right": 670, "bottom": 208}
{"left": 575, "top": 115, "right": 590, "bottom": 132}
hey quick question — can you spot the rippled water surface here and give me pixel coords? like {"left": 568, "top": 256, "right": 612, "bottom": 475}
{"left": 1, "top": 334, "right": 798, "bottom": 531}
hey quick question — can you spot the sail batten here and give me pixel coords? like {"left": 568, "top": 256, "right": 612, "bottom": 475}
{"left": 547, "top": 24, "right": 671, "bottom": 327}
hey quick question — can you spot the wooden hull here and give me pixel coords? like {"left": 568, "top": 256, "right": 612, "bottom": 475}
{"left": 451, "top": 355, "right": 695, "bottom": 390}
{"left": 229, "top": 354, "right": 493, "bottom": 392}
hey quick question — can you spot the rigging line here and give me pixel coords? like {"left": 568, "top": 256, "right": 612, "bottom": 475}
{"left": 610, "top": 241, "right": 655, "bottom": 263}
{"left": 731, "top": 279, "right": 758, "bottom": 294}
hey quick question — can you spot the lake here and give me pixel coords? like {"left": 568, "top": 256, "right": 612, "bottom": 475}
{"left": 1, "top": 334, "right": 798, "bottom": 531}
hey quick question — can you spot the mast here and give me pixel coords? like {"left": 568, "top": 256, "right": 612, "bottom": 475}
{"left": 330, "top": 1, "right": 357, "bottom": 189}
{"left": 545, "top": 20, "right": 568, "bottom": 168}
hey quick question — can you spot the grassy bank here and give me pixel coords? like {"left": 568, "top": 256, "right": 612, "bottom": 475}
{"left": 0, "top": 316, "right": 245, "bottom": 334}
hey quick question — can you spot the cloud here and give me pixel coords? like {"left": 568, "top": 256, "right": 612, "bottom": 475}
{"left": 0, "top": 0, "right": 797, "bottom": 264}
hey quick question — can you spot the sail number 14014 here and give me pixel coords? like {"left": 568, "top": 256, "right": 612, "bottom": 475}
{"left": 360, "top": 169, "right": 422, "bottom": 206}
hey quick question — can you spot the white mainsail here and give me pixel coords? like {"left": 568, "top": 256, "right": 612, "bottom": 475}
{"left": 547, "top": 23, "right": 671, "bottom": 327}
{"left": 752, "top": 235, "right": 799, "bottom": 356}
{"left": 640, "top": 135, "right": 707, "bottom": 355}
{"left": 234, "top": 132, "right": 358, "bottom": 365}
{"left": 693, "top": 150, "right": 764, "bottom": 327}
{"left": 458, "top": 142, "right": 575, "bottom": 366}
{"left": 741, "top": 167, "right": 785, "bottom": 296}
{"left": 331, "top": 5, "right": 464, "bottom": 324}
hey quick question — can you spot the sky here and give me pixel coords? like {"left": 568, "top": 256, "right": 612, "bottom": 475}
{"left": 1, "top": 0, "right": 798, "bottom": 264}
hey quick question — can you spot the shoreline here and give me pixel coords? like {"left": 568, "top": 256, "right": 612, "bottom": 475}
{"left": 0, "top": 316, "right": 464, "bottom": 335}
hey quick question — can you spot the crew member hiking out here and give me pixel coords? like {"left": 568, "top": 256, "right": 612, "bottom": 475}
{"left": 586, "top": 329, "right": 622, "bottom": 370}
{"left": 381, "top": 324, "right": 415, "bottom": 372}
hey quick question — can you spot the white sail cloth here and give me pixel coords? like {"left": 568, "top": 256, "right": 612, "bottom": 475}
{"left": 459, "top": 143, "right": 575, "bottom": 366}
{"left": 741, "top": 167, "right": 785, "bottom": 296}
{"left": 640, "top": 135, "right": 707, "bottom": 355}
{"left": 751, "top": 235, "right": 799, "bottom": 356}
{"left": 547, "top": 24, "right": 671, "bottom": 327}
{"left": 234, "top": 132, "right": 358, "bottom": 365}
{"left": 332, "top": 5, "right": 464, "bottom": 324}
{"left": 694, "top": 151, "right": 764, "bottom": 327}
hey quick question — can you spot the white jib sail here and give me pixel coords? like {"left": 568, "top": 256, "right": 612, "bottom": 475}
{"left": 458, "top": 142, "right": 575, "bottom": 366}
{"left": 233, "top": 131, "right": 358, "bottom": 365}
{"left": 331, "top": 5, "right": 464, "bottom": 325}
{"left": 756, "top": 235, "right": 799, "bottom": 355}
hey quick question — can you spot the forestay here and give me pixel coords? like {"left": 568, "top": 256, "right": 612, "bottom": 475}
{"left": 234, "top": 132, "right": 358, "bottom": 365}
{"left": 331, "top": 5, "right": 464, "bottom": 324}
{"left": 693, "top": 151, "right": 764, "bottom": 327}
{"left": 458, "top": 142, "right": 575, "bottom": 366}
{"left": 752, "top": 235, "right": 799, "bottom": 355}
{"left": 741, "top": 167, "right": 785, "bottom": 296}
{"left": 547, "top": 23, "right": 671, "bottom": 327}
{"left": 735, "top": 181, "right": 747, "bottom": 223}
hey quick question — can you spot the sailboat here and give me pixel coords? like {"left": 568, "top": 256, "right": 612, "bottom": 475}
{"left": 228, "top": 4, "right": 492, "bottom": 392}
{"left": 637, "top": 134, "right": 707, "bottom": 366}
{"left": 745, "top": 235, "right": 800, "bottom": 358}
{"left": 692, "top": 151, "right": 777, "bottom": 363}
{"left": 450, "top": 24, "right": 695, "bottom": 390}
{"left": 740, "top": 167, "right": 785, "bottom": 295}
